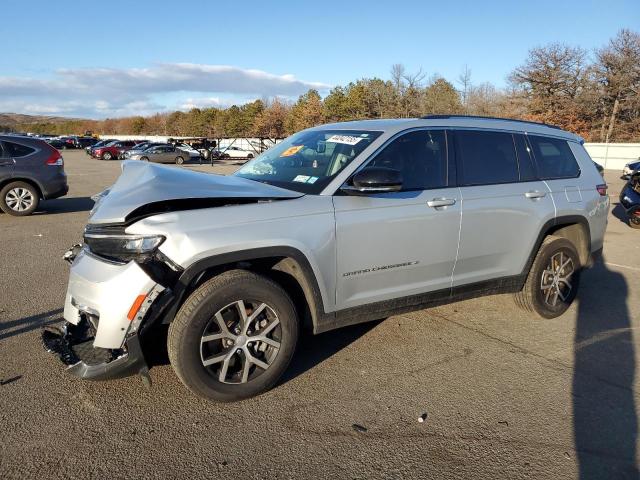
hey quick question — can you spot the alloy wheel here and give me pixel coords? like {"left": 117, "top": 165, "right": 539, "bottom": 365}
{"left": 540, "top": 251, "right": 575, "bottom": 307}
{"left": 200, "top": 300, "right": 281, "bottom": 384}
{"left": 5, "top": 187, "right": 34, "bottom": 212}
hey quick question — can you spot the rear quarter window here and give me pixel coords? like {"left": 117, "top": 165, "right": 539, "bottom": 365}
{"left": 2, "top": 141, "right": 36, "bottom": 158}
{"left": 528, "top": 136, "right": 580, "bottom": 179}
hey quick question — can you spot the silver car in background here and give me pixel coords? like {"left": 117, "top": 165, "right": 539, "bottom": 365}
{"left": 43, "top": 115, "right": 609, "bottom": 402}
{"left": 128, "top": 144, "right": 190, "bottom": 164}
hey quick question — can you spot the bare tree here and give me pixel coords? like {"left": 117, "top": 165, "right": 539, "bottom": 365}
{"left": 457, "top": 65, "right": 472, "bottom": 112}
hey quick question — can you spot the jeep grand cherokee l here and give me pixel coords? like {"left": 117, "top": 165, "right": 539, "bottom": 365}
{"left": 43, "top": 115, "right": 609, "bottom": 402}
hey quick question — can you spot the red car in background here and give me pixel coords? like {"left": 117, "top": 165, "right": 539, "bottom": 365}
{"left": 91, "top": 140, "right": 140, "bottom": 160}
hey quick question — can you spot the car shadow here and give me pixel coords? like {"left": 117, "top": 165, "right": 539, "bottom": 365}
{"left": 278, "top": 320, "right": 382, "bottom": 386}
{"left": 0, "top": 308, "right": 63, "bottom": 341}
{"left": 611, "top": 202, "right": 630, "bottom": 226}
{"left": 573, "top": 258, "right": 638, "bottom": 478}
{"left": 39, "top": 196, "right": 94, "bottom": 215}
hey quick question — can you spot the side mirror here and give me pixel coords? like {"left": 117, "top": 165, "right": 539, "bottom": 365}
{"left": 341, "top": 167, "right": 403, "bottom": 194}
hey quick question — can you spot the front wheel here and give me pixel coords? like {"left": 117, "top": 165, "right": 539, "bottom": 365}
{"left": 175, "top": 156, "right": 184, "bottom": 165}
{"left": 102, "top": 152, "right": 112, "bottom": 160}
{"left": 168, "top": 270, "right": 299, "bottom": 402}
{"left": 514, "top": 236, "right": 580, "bottom": 318}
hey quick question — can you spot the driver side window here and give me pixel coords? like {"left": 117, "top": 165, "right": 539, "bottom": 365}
{"left": 368, "top": 130, "right": 448, "bottom": 191}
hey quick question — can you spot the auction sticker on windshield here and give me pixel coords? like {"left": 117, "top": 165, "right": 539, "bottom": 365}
{"left": 280, "top": 145, "right": 304, "bottom": 157}
{"left": 327, "top": 135, "right": 364, "bottom": 145}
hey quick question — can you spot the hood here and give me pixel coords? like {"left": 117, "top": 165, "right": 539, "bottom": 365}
{"left": 88, "top": 160, "right": 302, "bottom": 224}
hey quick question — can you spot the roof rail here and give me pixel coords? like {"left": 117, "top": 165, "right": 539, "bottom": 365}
{"left": 420, "top": 114, "right": 561, "bottom": 130}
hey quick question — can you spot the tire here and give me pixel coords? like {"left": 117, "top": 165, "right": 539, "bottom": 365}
{"left": 140, "top": 156, "right": 149, "bottom": 162}
{"left": 247, "top": 153, "right": 254, "bottom": 159}
{"left": 102, "top": 152, "right": 112, "bottom": 160}
{"left": 629, "top": 216, "right": 640, "bottom": 229}
{"left": 514, "top": 236, "right": 581, "bottom": 319}
{"left": 175, "top": 156, "right": 184, "bottom": 165}
{"left": 0, "top": 181, "right": 40, "bottom": 216}
{"left": 168, "top": 269, "right": 299, "bottom": 402}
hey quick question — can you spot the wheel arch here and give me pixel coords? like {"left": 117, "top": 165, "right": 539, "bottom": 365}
{"left": 523, "top": 215, "right": 592, "bottom": 277}
{"left": 0, "top": 177, "right": 44, "bottom": 199}
{"left": 162, "top": 246, "right": 331, "bottom": 333}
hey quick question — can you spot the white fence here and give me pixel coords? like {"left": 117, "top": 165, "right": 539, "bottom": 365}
{"left": 584, "top": 143, "right": 640, "bottom": 170}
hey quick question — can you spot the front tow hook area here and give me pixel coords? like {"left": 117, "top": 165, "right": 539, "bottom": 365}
{"left": 63, "top": 243, "right": 82, "bottom": 265}
{"left": 41, "top": 317, "right": 151, "bottom": 385}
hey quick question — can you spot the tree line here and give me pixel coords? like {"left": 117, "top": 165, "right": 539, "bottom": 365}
{"left": 5, "top": 29, "right": 639, "bottom": 142}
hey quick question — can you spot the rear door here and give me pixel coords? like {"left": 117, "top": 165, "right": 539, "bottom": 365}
{"left": 527, "top": 134, "right": 585, "bottom": 215}
{"left": 452, "top": 130, "right": 555, "bottom": 287}
{"left": 0, "top": 141, "right": 15, "bottom": 181}
{"left": 334, "top": 129, "right": 461, "bottom": 309}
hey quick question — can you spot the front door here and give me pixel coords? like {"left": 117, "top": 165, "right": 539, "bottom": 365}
{"left": 333, "top": 129, "right": 461, "bottom": 310}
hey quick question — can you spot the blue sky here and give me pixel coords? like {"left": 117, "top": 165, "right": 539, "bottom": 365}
{"left": 2, "top": 0, "right": 638, "bottom": 118}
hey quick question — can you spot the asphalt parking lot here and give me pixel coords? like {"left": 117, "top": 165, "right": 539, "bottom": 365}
{"left": 0, "top": 150, "right": 638, "bottom": 479}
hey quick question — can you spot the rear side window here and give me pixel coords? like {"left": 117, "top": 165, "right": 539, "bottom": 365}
{"left": 368, "top": 129, "right": 448, "bottom": 190}
{"left": 455, "top": 130, "right": 519, "bottom": 185}
{"left": 2, "top": 141, "right": 36, "bottom": 158}
{"left": 528, "top": 136, "right": 580, "bottom": 179}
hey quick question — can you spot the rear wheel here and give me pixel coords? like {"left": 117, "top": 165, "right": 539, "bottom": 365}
{"left": 168, "top": 270, "right": 299, "bottom": 402}
{"left": 140, "top": 156, "right": 149, "bottom": 162}
{"left": 247, "top": 153, "right": 254, "bottom": 159}
{"left": 175, "top": 156, "right": 184, "bottom": 165}
{"left": 102, "top": 152, "right": 112, "bottom": 160}
{"left": 514, "top": 236, "right": 580, "bottom": 318}
{"left": 0, "top": 181, "right": 39, "bottom": 216}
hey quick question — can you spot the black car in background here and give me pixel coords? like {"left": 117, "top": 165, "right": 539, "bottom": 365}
{"left": 0, "top": 135, "right": 68, "bottom": 216}
{"left": 74, "top": 137, "right": 99, "bottom": 149}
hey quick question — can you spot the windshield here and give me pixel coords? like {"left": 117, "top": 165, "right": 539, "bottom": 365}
{"left": 234, "top": 129, "right": 381, "bottom": 194}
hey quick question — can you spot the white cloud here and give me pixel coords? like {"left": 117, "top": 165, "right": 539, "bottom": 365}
{"left": 0, "top": 63, "right": 330, "bottom": 118}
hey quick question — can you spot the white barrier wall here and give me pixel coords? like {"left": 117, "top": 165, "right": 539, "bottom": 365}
{"left": 584, "top": 143, "right": 640, "bottom": 170}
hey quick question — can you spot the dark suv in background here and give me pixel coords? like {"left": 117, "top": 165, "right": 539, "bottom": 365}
{"left": 0, "top": 135, "right": 68, "bottom": 216}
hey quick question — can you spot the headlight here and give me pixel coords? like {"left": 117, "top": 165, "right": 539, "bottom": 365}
{"left": 84, "top": 232, "right": 165, "bottom": 264}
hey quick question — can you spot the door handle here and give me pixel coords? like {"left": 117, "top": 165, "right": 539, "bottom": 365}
{"left": 525, "top": 191, "right": 546, "bottom": 199}
{"left": 427, "top": 198, "right": 456, "bottom": 208}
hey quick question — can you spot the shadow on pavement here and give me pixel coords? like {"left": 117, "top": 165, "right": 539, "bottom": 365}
{"left": 611, "top": 202, "right": 631, "bottom": 227}
{"left": 39, "top": 196, "right": 94, "bottom": 215}
{"left": 573, "top": 258, "right": 638, "bottom": 478}
{"left": 0, "top": 308, "right": 63, "bottom": 341}
{"left": 278, "top": 320, "right": 382, "bottom": 385}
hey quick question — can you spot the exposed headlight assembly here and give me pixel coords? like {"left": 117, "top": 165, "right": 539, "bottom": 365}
{"left": 84, "top": 232, "right": 165, "bottom": 264}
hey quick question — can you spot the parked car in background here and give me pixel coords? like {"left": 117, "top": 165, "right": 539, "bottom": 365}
{"left": 74, "top": 137, "right": 99, "bottom": 149}
{"left": 123, "top": 142, "right": 163, "bottom": 159}
{"left": 219, "top": 145, "right": 255, "bottom": 159}
{"left": 46, "top": 138, "right": 68, "bottom": 150}
{"left": 57, "top": 137, "right": 78, "bottom": 149}
{"left": 86, "top": 139, "right": 116, "bottom": 156}
{"left": 129, "top": 144, "right": 189, "bottom": 164}
{"left": 619, "top": 171, "right": 640, "bottom": 229}
{"left": 175, "top": 143, "right": 202, "bottom": 160}
{"left": 622, "top": 159, "right": 640, "bottom": 179}
{"left": 0, "top": 135, "right": 68, "bottom": 216}
{"left": 92, "top": 140, "right": 138, "bottom": 160}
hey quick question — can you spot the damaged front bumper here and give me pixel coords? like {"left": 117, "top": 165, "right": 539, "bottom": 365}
{"left": 42, "top": 318, "right": 147, "bottom": 380}
{"left": 43, "top": 244, "right": 172, "bottom": 381}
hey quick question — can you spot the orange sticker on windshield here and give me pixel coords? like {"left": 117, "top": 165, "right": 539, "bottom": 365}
{"left": 280, "top": 145, "right": 303, "bottom": 157}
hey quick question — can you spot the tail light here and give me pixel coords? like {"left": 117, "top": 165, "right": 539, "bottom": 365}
{"left": 596, "top": 184, "right": 608, "bottom": 196}
{"left": 46, "top": 150, "right": 63, "bottom": 166}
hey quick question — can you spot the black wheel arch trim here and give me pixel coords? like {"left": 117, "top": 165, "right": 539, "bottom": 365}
{"left": 161, "top": 246, "right": 333, "bottom": 333}
{"left": 522, "top": 215, "right": 592, "bottom": 276}
{"left": 0, "top": 176, "right": 45, "bottom": 199}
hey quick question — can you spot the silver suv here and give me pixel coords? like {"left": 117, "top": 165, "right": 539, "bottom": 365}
{"left": 43, "top": 116, "right": 609, "bottom": 401}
